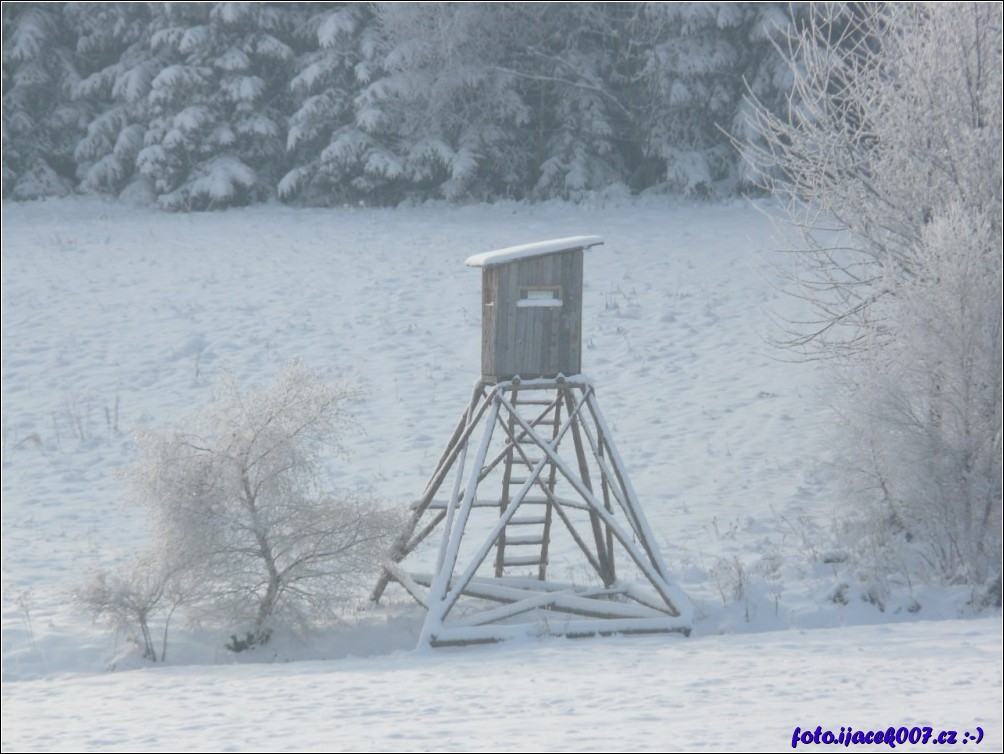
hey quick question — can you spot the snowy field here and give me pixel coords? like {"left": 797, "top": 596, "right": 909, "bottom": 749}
{"left": 2, "top": 196, "right": 1000, "bottom": 751}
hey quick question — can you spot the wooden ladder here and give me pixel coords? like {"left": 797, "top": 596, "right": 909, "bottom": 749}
{"left": 494, "top": 390, "right": 560, "bottom": 579}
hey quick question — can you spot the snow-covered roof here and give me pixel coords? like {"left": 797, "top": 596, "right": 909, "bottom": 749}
{"left": 464, "top": 235, "right": 603, "bottom": 268}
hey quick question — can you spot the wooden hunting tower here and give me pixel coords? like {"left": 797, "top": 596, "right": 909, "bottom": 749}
{"left": 372, "top": 236, "right": 691, "bottom": 647}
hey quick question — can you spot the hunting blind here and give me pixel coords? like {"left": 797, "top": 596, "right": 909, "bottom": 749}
{"left": 373, "top": 236, "right": 691, "bottom": 646}
{"left": 468, "top": 236, "right": 594, "bottom": 383}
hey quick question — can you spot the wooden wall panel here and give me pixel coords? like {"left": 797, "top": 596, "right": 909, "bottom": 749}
{"left": 481, "top": 249, "right": 585, "bottom": 382}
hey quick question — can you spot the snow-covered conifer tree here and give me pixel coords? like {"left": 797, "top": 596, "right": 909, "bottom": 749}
{"left": 136, "top": 2, "right": 298, "bottom": 210}
{"left": 2, "top": 1, "right": 795, "bottom": 206}
{"left": 67, "top": 2, "right": 161, "bottom": 199}
{"left": 279, "top": 3, "right": 384, "bottom": 205}
{"left": 641, "top": 3, "right": 795, "bottom": 197}
{"left": 2, "top": 3, "right": 83, "bottom": 198}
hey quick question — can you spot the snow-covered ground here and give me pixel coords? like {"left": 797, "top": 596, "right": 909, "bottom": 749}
{"left": 2, "top": 196, "right": 1000, "bottom": 751}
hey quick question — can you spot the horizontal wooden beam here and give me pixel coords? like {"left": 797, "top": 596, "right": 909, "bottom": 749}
{"left": 429, "top": 617, "right": 690, "bottom": 647}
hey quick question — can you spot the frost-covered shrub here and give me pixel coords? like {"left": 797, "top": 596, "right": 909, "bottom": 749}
{"left": 840, "top": 206, "right": 1001, "bottom": 590}
{"left": 76, "top": 550, "right": 189, "bottom": 663}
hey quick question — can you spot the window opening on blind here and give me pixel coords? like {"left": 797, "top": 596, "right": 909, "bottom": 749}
{"left": 517, "top": 285, "right": 563, "bottom": 308}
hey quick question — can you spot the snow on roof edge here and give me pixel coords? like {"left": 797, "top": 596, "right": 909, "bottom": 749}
{"left": 464, "top": 235, "right": 604, "bottom": 268}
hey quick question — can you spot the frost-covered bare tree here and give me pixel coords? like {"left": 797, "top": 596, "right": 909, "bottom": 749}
{"left": 130, "top": 363, "right": 400, "bottom": 648}
{"left": 746, "top": 2, "right": 1001, "bottom": 355}
{"left": 745, "top": 3, "right": 1002, "bottom": 594}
